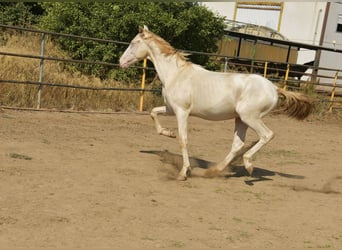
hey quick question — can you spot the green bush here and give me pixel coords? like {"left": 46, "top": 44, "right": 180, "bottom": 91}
{"left": 39, "top": 2, "right": 226, "bottom": 80}
{"left": 0, "top": 2, "right": 43, "bottom": 26}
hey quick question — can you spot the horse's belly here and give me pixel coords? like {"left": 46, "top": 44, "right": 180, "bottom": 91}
{"left": 191, "top": 106, "right": 238, "bottom": 121}
{"left": 189, "top": 91, "right": 238, "bottom": 120}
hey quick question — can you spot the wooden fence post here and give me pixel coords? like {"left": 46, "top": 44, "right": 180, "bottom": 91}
{"left": 264, "top": 61, "right": 268, "bottom": 77}
{"left": 224, "top": 57, "right": 228, "bottom": 72}
{"left": 139, "top": 58, "right": 147, "bottom": 112}
{"left": 328, "top": 71, "right": 339, "bottom": 113}
{"left": 37, "top": 33, "right": 46, "bottom": 109}
{"left": 283, "top": 63, "right": 290, "bottom": 90}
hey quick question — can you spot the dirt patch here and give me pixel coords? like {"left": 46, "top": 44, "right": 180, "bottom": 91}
{"left": 0, "top": 110, "right": 341, "bottom": 248}
{"left": 277, "top": 176, "right": 342, "bottom": 194}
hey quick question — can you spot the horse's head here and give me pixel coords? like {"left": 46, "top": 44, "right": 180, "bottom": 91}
{"left": 119, "top": 25, "right": 151, "bottom": 68}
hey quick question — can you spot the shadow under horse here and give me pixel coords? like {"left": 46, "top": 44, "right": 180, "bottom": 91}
{"left": 140, "top": 146, "right": 304, "bottom": 186}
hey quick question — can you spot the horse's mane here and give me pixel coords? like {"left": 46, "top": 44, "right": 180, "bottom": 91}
{"left": 143, "top": 30, "right": 190, "bottom": 62}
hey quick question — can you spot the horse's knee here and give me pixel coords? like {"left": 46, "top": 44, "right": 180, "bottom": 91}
{"left": 232, "top": 140, "right": 245, "bottom": 153}
{"left": 261, "top": 131, "right": 274, "bottom": 143}
{"left": 150, "top": 111, "right": 157, "bottom": 120}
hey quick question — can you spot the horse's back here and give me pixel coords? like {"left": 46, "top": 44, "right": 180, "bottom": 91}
{"left": 187, "top": 69, "right": 278, "bottom": 120}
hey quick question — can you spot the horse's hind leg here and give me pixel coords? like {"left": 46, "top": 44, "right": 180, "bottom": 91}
{"left": 205, "top": 118, "right": 248, "bottom": 176}
{"left": 240, "top": 116, "right": 274, "bottom": 176}
{"left": 151, "top": 106, "right": 176, "bottom": 138}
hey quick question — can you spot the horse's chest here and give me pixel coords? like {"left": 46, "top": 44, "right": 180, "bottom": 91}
{"left": 162, "top": 85, "right": 191, "bottom": 109}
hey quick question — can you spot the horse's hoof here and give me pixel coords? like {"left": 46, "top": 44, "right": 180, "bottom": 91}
{"left": 177, "top": 175, "right": 187, "bottom": 181}
{"left": 177, "top": 168, "right": 191, "bottom": 181}
{"left": 246, "top": 166, "right": 254, "bottom": 176}
{"left": 161, "top": 129, "right": 177, "bottom": 138}
{"left": 168, "top": 131, "right": 177, "bottom": 138}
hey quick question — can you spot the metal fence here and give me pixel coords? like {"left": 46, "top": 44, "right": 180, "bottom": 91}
{"left": 0, "top": 24, "right": 341, "bottom": 113}
{"left": 0, "top": 24, "right": 160, "bottom": 111}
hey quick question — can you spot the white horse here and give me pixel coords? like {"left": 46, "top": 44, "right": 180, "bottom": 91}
{"left": 120, "top": 26, "right": 314, "bottom": 181}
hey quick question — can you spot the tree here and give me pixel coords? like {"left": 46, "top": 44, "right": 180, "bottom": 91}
{"left": 39, "top": 2, "right": 226, "bottom": 79}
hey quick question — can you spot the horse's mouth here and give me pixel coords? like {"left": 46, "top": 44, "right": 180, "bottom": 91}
{"left": 120, "top": 62, "right": 130, "bottom": 68}
{"left": 119, "top": 58, "right": 137, "bottom": 68}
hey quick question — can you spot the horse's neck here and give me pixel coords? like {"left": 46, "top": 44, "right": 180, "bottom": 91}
{"left": 148, "top": 48, "right": 187, "bottom": 85}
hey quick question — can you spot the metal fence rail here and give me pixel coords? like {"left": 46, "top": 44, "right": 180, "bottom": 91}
{"left": 0, "top": 24, "right": 160, "bottom": 110}
{"left": 0, "top": 79, "right": 160, "bottom": 92}
{"left": 0, "top": 24, "right": 341, "bottom": 113}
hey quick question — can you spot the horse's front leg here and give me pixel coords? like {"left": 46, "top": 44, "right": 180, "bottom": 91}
{"left": 150, "top": 106, "right": 176, "bottom": 138}
{"left": 175, "top": 110, "right": 191, "bottom": 181}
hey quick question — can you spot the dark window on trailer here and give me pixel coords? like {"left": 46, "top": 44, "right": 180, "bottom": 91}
{"left": 337, "top": 14, "right": 342, "bottom": 32}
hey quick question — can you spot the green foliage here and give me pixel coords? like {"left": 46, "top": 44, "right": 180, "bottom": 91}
{"left": 39, "top": 2, "right": 226, "bottom": 80}
{"left": 0, "top": 2, "right": 43, "bottom": 26}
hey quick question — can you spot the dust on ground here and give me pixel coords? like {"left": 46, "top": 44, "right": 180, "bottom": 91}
{"left": 0, "top": 109, "right": 341, "bottom": 248}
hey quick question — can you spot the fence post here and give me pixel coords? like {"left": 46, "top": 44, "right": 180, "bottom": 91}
{"left": 263, "top": 61, "right": 268, "bottom": 77}
{"left": 139, "top": 58, "right": 147, "bottom": 112}
{"left": 328, "top": 71, "right": 339, "bottom": 113}
{"left": 224, "top": 57, "right": 228, "bottom": 72}
{"left": 37, "top": 33, "right": 46, "bottom": 109}
{"left": 283, "top": 63, "right": 290, "bottom": 90}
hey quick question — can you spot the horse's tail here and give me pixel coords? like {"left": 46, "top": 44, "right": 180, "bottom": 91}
{"left": 276, "top": 88, "right": 314, "bottom": 120}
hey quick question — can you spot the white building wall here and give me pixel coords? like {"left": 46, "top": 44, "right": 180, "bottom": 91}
{"left": 204, "top": 2, "right": 327, "bottom": 63}
{"left": 319, "top": 2, "right": 342, "bottom": 85}
{"left": 280, "top": 2, "right": 326, "bottom": 45}
{"left": 203, "top": 2, "right": 235, "bottom": 19}
{"left": 322, "top": 2, "right": 342, "bottom": 50}
{"left": 280, "top": 2, "right": 326, "bottom": 64}
{"left": 204, "top": 1, "right": 341, "bottom": 86}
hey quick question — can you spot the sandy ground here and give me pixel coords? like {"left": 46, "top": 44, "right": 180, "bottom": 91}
{"left": 0, "top": 109, "right": 341, "bottom": 248}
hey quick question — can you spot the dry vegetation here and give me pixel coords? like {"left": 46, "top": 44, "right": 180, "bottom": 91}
{"left": 0, "top": 32, "right": 341, "bottom": 116}
{"left": 0, "top": 32, "right": 163, "bottom": 111}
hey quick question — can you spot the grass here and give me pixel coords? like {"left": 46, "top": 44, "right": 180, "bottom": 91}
{"left": 170, "top": 240, "right": 186, "bottom": 248}
{"left": 304, "top": 240, "right": 333, "bottom": 248}
{"left": 9, "top": 153, "right": 32, "bottom": 160}
{"left": 0, "top": 32, "right": 163, "bottom": 112}
{"left": 232, "top": 217, "right": 243, "bottom": 223}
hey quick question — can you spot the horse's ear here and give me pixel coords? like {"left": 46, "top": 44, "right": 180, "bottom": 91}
{"left": 139, "top": 26, "right": 144, "bottom": 33}
{"left": 139, "top": 25, "right": 149, "bottom": 33}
